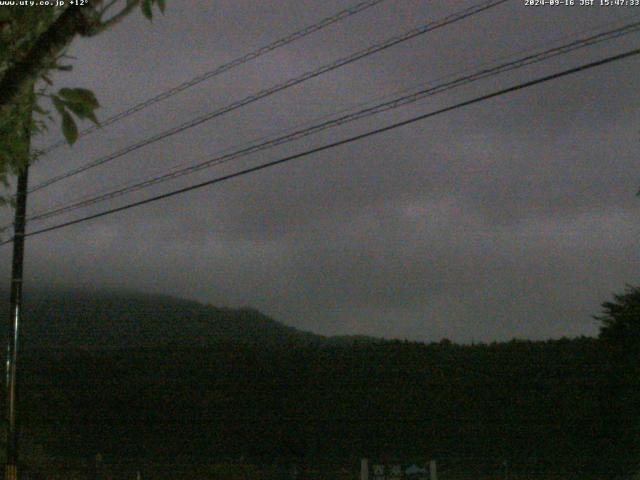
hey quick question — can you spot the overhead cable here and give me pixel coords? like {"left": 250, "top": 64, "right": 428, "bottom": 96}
{"left": 3, "top": 45, "right": 637, "bottom": 245}
{"left": 28, "top": 0, "right": 510, "bottom": 194}
{"left": 23, "top": 20, "right": 640, "bottom": 225}
{"left": 36, "top": 0, "right": 390, "bottom": 156}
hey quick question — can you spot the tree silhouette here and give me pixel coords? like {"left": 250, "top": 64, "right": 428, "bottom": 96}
{"left": 593, "top": 285, "right": 640, "bottom": 477}
{"left": 0, "top": 0, "right": 166, "bottom": 189}
{"left": 594, "top": 284, "right": 640, "bottom": 350}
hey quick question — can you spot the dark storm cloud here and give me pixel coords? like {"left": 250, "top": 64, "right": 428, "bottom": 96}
{"left": 2, "top": 0, "right": 638, "bottom": 342}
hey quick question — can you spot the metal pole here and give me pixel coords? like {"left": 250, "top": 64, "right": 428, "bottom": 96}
{"left": 360, "top": 458, "right": 368, "bottom": 480}
{"left": 5, "top": 164, "right": 29, "bottom": 480}
{"left": 429, "top": 460, "right": 437, "bottom": 480}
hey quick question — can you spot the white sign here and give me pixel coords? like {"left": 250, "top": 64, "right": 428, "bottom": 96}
{"left": 373, "top": 464, "right": 385, "bottom": 480}
{"left": 389, "top": 464, "right": 402, "bottom": 479}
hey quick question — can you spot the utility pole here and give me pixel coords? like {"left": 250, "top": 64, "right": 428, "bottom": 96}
{"left": 360, "top": 458, "right": 368, "bottom": 480}
{"left": 4, "top": 92, "right": 32, "bottom": 480}
{"left": 5, "top": 164, "right": 29, "bottom": 480}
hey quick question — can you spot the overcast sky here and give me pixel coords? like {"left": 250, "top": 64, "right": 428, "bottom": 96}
{"left": 1, "top": 0, "right": 639, "bottom": 343}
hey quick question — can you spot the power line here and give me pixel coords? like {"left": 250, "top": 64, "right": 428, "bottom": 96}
{"left": 3, "top": 16, "right": 637, "bottom": 236}
{"left": 27, "top": 0, "right": 510, "bottom": 194}
{"left": 30, "top": 0, "right": 506, "bottom": 192}
{"left": 4, "top": 45, "right": 637, "bottom": 246}
{"left": 36, "top": 0, "right": 389, "bottom": 157}
{"left": 23, "top": 13, "right": 640, "bottom": 224}
{"left": 22, "top": 20, "right": 640, "bottom": 225}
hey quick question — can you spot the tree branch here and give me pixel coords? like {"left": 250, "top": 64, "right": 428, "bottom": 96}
{"left": 0, "top": 0, "right": 143, "bottom": 115}
{"left": 0, "top": 5, "right": 95, "bottom": 114}
{"left": 98, "top": 0, "right": 120, "bottom": 17}
{"left": 89, "top": 0, "right": 141, "bottom": 36}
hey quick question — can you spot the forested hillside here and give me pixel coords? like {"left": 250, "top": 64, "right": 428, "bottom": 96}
{"left": 0, "top": 291, "right": 637, "bottom": 479}
{"left": 14, "top": 340, "right": 640, "bottom": 479}
{"left": 0, "top": 290, "right": 375, "bottom": 349}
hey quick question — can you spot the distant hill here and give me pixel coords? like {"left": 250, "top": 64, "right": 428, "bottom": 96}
{"left": 0, "top": 289, "right": 379, "bottom": 349}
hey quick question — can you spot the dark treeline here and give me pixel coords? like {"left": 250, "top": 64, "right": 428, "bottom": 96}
{"left": 1, "top": 289, "right": 638, "bottom": 479}
{"left": 14, "top": 337, "right": 639, "bottom": 479}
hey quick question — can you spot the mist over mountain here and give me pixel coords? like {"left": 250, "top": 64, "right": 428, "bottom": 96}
{"left": 0, "top": 290, "right": 379, "bottom": 349}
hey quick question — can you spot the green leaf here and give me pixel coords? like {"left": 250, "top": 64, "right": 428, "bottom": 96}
{"left": 32, "top": 103, "right": 47, "bottom": 115}
{"left": 61, "top": 110, "right": 78, "bottom": 145}
{"left": 141, "top": 0, "right": 153, "bottom": 20}
{"left": 64, "top": 100, "right": 99, "bottom": 125}
{"left": 52, "top": 95, "right": 66, "bottom": 115}
{"left": 157, "top": 0, "right": 166, "bottom": 13}
{"left": 58, "top": 88, "right": 99, "bottom": 109}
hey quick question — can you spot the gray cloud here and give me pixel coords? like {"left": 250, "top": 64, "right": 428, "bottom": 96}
{"left": 1, "top": 0, "right": 638, "bottom": 343}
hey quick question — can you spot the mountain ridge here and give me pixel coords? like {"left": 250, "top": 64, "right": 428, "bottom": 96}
{"left": 0, "top": 289, "right": 381, "bottom": 349}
